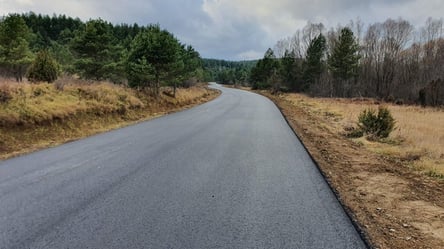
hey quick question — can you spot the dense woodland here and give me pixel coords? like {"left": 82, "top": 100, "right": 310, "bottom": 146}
{"left": 1, "top": 13, "right": 443, "bottom": 106}
{"left": 250, "top": 18, "right": 444, "bottom": 106}
{"left": 202, "top": 59, "right": 256, "bottom": 85}
{"left": 0, "top": 12, "right": 204, "bottom": 96}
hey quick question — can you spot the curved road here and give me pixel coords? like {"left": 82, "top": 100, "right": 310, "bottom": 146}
{"left": 0, "top": 84, "right": 366, "bottom": 249}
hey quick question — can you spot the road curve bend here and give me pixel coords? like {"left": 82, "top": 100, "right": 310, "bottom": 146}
{"left": 0, "top": 83, "right": 366, "bottom": 249}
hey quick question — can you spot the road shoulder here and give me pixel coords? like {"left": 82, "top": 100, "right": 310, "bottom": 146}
{"left": 256, "top": 90, "right": 444, "bottom": 249}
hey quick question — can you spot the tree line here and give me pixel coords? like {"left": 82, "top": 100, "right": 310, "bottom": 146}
{"left": 203, "top": 59, "right": 256, "bottom": 86}
{"left": 250, "top": 18, "right": 444, "bottom": 106}
{"left": 0, "top": 12, "right": 204, "bottom": 97}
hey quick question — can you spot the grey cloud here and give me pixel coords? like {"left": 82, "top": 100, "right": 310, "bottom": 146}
{"left": 1, "top": 0, "right": 443, "bottom": 60}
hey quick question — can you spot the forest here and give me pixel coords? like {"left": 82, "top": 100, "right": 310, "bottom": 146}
{"left": 0, "top": 12, "right": 205, "bottom": 96}
{"left": 202, "top": 59, "right": 256, "bottom": 85}
{"left": 1, "top": 13, "right": 443, "bottom": 106}
{"left": 250, "top": 18, "right": 444, "bottom": 106}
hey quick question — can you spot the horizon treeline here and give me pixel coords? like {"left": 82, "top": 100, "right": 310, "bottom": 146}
{"left": 202, "top": 59, "right": 257, "bottom": 85}
{"left": 251, "top": 18, "right": 444, "bottom": 106}
{"left": 0, "top": 12, "right": 206, "bottom": 96}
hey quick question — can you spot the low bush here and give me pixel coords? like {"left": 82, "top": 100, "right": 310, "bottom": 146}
{"left": 345, "top": 126, "right": 364, "bottom": 138}
{"left": 357, "top": 106, "right": 396, "bottom": 138}
{"left": 27, "top": 50, "right": 59, "bottom": 83}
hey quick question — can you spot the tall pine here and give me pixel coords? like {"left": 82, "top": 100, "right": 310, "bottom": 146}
{"left": 71, "top": 19, "right": 115, "bottom": 80}
{"left": 303, "top": 34, "right": 326, "bottom": 92}
{"left": 127, "top": 25, "right": 181, "bottom": 96}
{"left": 280, "top": 49, "right": 299, "bottom": 91}
{"left": 328, "top": 27, "right": 360, "bottom": 80}
{"left": 250, "top": 48, "right": 279, "bottom": 89}
{"left": 0, "top": 14, "right": 34, "bottom": 81}
{"left": 328, "top": 27, "right": 360, "bottom": 96}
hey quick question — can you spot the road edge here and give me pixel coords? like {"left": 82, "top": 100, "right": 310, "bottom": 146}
{"left": 260, "top": 92, "right": 374, "bottom": 249}
{"left": 0, "top": 87, "right": 222, "bottom": 161}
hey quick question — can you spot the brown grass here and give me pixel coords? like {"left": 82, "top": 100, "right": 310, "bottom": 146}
{"left": 256, "top": 90, "right": 444, "bottom": 249}
{"left": 0, "top": 78, "right": 144, "bottom": 126}
{"left": 279, "top": 93, "right": 444, "bottom": 177}
{"left": 0, "top": 78, "right": 220, "bottom": 159}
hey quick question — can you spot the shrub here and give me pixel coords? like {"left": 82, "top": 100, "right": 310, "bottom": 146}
{"left": 358, "top": 106, "right": 395, "bottom": 138}
{"left": 345, "top": 126, "right": 364, "bottom": 138}
{"left": 27, "top": 50, "right": 59, "bottom": 83}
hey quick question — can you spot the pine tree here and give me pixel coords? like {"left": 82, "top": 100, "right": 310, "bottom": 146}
{"left": 280, "top": 50, "right": 296, "bottom": 91}
{"left": 49, "top": 41, "right": 75, "bottom": 74}
{"left": 303, "top": 34, "right": 327, "bottom": 91}
{"left": 177, "top": 45, "right": 202, "bottom": 88}
{"left": 127, "top": 25, "right": 181, "bottom": 96}
{"left": 328, "top": 27, "right": 360, "bottom": 81}
{"left": 250, "top": 48, "right": 279, "bottom": 89}
{"left": 70, "top": 19, "right": 115, "bottom": 80}
{"left": 0, "top": 14, "right": 34, "bottom": 82}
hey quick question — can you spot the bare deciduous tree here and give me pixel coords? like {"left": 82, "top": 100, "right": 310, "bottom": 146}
{"left": 267, "top": 17, "right": 444, "bottom": 106}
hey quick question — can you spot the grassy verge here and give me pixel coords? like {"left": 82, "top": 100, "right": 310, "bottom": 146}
{"left": 254, "top": 90, "right": 444, "bottom": 249}
{"left": 301, "top": 95, "right": 444, "bottom": 177}
{"left": 0, "top": 78, "right": 220, "bottom": 160}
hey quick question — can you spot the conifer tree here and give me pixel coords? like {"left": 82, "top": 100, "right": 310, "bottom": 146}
{"left": 303, "top": 34, "right": 327, "bottom": 91}
{"left": 250, "top": 48, "right": 279, "bottom": 89}
{"left": 71, "top": 19, "right": 114, "bottom": 80}
{"left": 127, "top": 25, "right": 181, "bottom": 96}
{"left": 0, "top": 14, "right": 34, "bottom": 81}
{"left": 328, "top": 27, "right": 360, "bottom": 81}
{"left": 27, "top": 50, "right": 59, "bottom": 83}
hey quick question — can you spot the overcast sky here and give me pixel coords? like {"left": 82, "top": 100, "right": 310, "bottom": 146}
{"left": 1, "top": 0, "right": 443, "bottom": 60}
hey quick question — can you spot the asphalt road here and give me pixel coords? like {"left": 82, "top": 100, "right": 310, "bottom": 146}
{"left": 0, "top": 83, "right": 366, "bottom": 249}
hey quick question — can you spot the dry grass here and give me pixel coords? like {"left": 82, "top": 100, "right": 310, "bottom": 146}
{"left": 258, "top": 90, "right": 444, "bottom": 248}
{"left": 279, "top": 93, "right": 444, "bottom": 177}
{"left": 0, "top": 78, "right": 144, "bottom": 126}
{"left": 0, "top": 78, "right": 219, "bottom": 159}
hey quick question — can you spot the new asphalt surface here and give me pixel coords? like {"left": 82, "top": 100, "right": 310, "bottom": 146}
{"left": 0, "top": 83, "right": 366, "bottom": 248}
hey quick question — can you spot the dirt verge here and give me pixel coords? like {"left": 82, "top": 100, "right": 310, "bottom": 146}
{"left": 259, "top": 91, "right": 444, "bottom": 249}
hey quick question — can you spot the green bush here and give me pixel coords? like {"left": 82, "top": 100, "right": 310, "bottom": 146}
{"left": 358, "top": 106, "right": 395, "bottom": 138}
{"left": 27, "top": 50, "right": 59, "bottom": 83}
{"left": 345, "top": 127, "right": 364, "bottom": 138}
